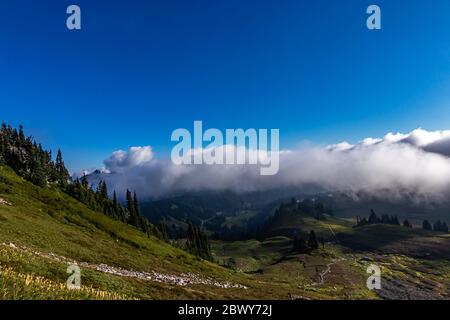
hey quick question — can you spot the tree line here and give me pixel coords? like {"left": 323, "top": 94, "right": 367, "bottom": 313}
{"left": 185, "top": 223, "right": 213, "bottom": 261}
{"left": 0, "top": 123, "right": 161, "bottom": 237}
{"left": 255, "top": 198, "right": 333, "bottom": 240}
{"left": 356, "top": 209, "right": 402, "bottom": 227}
{"left": 292, "top": 230, "right": 323, "bottom": 254}
{"left": 356, "top": 209, "right": 449, "bottom": 233}
{"left": 155, "top": 220, "right": 213, "bottom": 261}
{"left": 0, "top": 124, "right": 70, "bottom": 187}
{"left": 422, "top": 219, "right": 449, "bottom": 233}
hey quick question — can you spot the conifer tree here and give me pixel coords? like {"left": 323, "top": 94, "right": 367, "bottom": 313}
{"left": 18, "top": 125, "right": 25, "bottom": 142}
{"left": 158, "top": 221, "right": 169, "bottom": 241}
{"left": 29, "top": 151, "right": 46, "bottom": 187}
{"left": 433, "top": 220, "right": 442, "bottom": 232}
{"left": 392, "top": 216, "right": 400, "bottom": 226}
{"left": 307, "top": 230, "right": 319, "bottom": 250}
{"left": 81, "top": 174, "right": 89, "bottom": 189}
{"left": 100, "top": 180, "right": 108, "bottom": 201}
{"left": 133, "top": 191, "right": 141, "bottom": 217}
{"left": 140, "top": 216, "right": 150, "bottom": 234}
{"left": 432, "top": 220, "right": 449, "bottom": 233}
{"left": 293, "top": 236, "right": 308, "bottom": 253}
{"left": 126, "top": 189, "right": 134, "bottom": 222}
{"left": 368, "top": 210, "right": 379, "bottom": 224}
{"left": 422, "top": 220, "right": 432, "bottom": 231}
{"left": 186, "top": 223, "right": 212, "bottom": 261}
{"left": 126, "top": 189, "right": 141, "bottom": 229}
{"left": 0, "top": 123, "right": 164, "bottom": 243}
{"left": 55, "top": 149, "right": 70, "bottom": 188}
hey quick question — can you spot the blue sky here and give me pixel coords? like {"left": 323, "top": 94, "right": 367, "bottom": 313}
{"left": 1, "top": 0, "right": 449, "bottom": 171}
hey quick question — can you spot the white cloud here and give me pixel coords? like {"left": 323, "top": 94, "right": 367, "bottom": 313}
{"left": 103, "top": 146, "right": 153, "bottom": 173}
{"left": 90, "top": 129, "right": 450, "bottom": 202}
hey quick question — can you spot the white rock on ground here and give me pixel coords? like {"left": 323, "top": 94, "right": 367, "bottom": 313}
{"left": 0, "top": 198, "right": 12, "bottom": 206}
{"left": 0, "top": 242, "right": 247, "bottom": 289}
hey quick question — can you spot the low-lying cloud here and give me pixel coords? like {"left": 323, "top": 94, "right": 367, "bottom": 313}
{"left": 103, "top": 146, "right": 153, "bottom": 173}
{"left": 89, "top": 128, "right": 450, "bottom": 202}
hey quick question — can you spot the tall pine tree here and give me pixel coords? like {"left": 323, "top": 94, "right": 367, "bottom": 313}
{"left": 307, "top": 230, "right": 319, "bottom": 250}
{"left": 126, "top": 189, "right": 141, "bottom": 229}
{"left": 55, "top": 149, "right": 70, "bottom": 188}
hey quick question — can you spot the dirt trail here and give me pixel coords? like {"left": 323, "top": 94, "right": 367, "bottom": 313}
{"left": 313, "top": 257, "right": 346, "bottom": 286}
{"left": 317, "top": 262, "right": 334, "bottom": 285}
{"left": 1, "top": 242, "right": 247, "bottom": 289}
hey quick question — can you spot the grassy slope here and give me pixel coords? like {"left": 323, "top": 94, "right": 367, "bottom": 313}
{"left": 211, "top": 237, "right": 292, "bottom": 272}
{"left": 1, "top": 164, "right": 448, "bottom": 299}
{"left": 213, "top": 217, "right": 450, "bottom": 299}
{"left": 0, "top": 165, "right": 364, "bottom": 300}
{"left": 338, "top": 224, "right": 450, "bottom": 259}
{"left": 0, "top": 165, "right": 219, "bottom": 274}
{"left": 263, "top": 210, "right": 355, "bottom": 239}
{"left": 0, "top": 165, "right": 253, "bottom": 299}
{"left": 212, "top": 237, "right": 379, "bottom": 299}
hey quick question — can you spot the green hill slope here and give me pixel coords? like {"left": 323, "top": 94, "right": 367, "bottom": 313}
{"left": 2, "top": 163, "right": 449, "bottom": 300}
{"left": 0, "top": 162, "right": 396, "bottom": 300}
{"left": 3, "top": 164, "right": 370, "bottom": 300}
{"left": 0, "top": 165, "right": 256, "bottom": 299}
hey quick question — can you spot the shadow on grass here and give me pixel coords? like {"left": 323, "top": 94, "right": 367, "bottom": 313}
{"left": 337, "top": 224, "right": 450, "bottom": 260}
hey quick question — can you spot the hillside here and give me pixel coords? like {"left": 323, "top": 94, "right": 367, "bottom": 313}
{"left": 339, "top": 224, "right": 450, "bottom": 260}
{"left": 0, "top": 165, "right": 254, "bottom": 299}
{"left": 140, "top": 191, "right": 267, "bottom": 240}
{"left": 141, "top": 195, "right": 260, "bottom": 240}
{"left": 313, "top": 191, "right": 450, "bottom": 223}
{"left": 0, "top": 164, "right": 372, "bottom": 300}
{"left": 1, "top": 163, "right": 449, "bottom": 300}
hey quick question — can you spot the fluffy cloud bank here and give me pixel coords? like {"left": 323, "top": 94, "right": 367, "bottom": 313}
{"left": 91, "top": 129, "right": 450, "bottom": 202}
{"left": 103, "top": 146, "right": 153, "bottom": 173}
